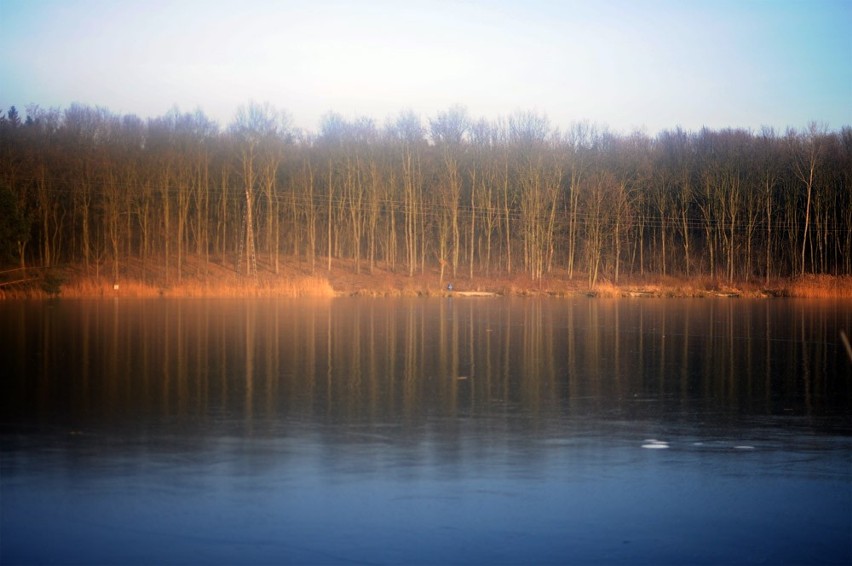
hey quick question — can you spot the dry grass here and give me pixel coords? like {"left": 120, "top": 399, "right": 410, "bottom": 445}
{"left": 0, "top": 275, "right": 337, "bottom": 300}
{"left": 786, "top": 275, "right": 852, "bottom": 298}
{"left": 590, "top": 281, "right": 622, "bottom": 297}
{"left": 0, "top": 257, "right": 336, "bottom": 300}
{"left": 2, "top": 255, "right": 852, "bottom": 300}
{"left": 63, "top": 278, "right": 160, "bottom": 298}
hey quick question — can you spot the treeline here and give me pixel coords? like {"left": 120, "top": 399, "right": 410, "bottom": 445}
{"left": 1, "top": 103, "right": 850, "bottom": 287}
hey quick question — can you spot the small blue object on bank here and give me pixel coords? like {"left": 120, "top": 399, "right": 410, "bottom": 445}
{"left": 447, "top": 283, "right": 453, "bottom": 291}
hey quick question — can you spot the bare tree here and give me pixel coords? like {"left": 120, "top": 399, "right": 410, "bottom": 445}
{"left": 790, "top": 124, "right": 826, "bottom": 276}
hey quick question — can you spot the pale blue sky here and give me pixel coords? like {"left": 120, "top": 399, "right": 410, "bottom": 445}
{"left": 1, "top": 0, "right": 849, "bottom": 134}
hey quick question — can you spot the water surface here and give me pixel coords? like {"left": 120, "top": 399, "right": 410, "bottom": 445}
{"left": 2, "top": 298, "right": 850, "bottom": 564}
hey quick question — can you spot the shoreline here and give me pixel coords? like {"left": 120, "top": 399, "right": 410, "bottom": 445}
{"left": 3, "top": 256, "right": 851, "bottom": 300}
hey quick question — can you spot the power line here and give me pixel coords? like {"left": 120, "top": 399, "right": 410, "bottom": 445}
{"left": 8, "top": 178, "right": 850, "bottom": 235}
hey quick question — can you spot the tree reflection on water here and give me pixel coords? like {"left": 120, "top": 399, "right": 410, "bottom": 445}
{"left": 3, "top": 298, "right": 850, "bottom": 431}
{"left": 1, "top": 298, "right": 850, "bottom": 565}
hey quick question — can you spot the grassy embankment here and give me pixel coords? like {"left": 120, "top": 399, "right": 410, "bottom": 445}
{"left": 2, "top": 255, "right": 851, "bottom": 300}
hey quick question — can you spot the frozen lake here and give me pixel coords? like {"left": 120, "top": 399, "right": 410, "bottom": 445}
{"left": 2, "top": 298, "right": 850, "bottom": 564}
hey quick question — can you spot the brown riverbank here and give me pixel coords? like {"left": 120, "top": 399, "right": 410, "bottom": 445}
{"left": 2, "top": 255, "right": 851, "bottom": 300}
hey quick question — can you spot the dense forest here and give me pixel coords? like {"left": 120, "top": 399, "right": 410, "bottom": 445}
{"left": 1, "top": 103, "right": 849, "bottom": 288}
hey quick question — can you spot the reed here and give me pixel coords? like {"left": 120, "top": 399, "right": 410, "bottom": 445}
{"left": 0, "top": 273, "right": 336, "bottom": 299}
{"left": 786, "top": 275, "right": 852, "bottom": 298}
{"left": 2, "top": 255, "right": 851, "bottom": 300}
{"left": 590, "top": 281, "right": 621, "bottom": 297}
